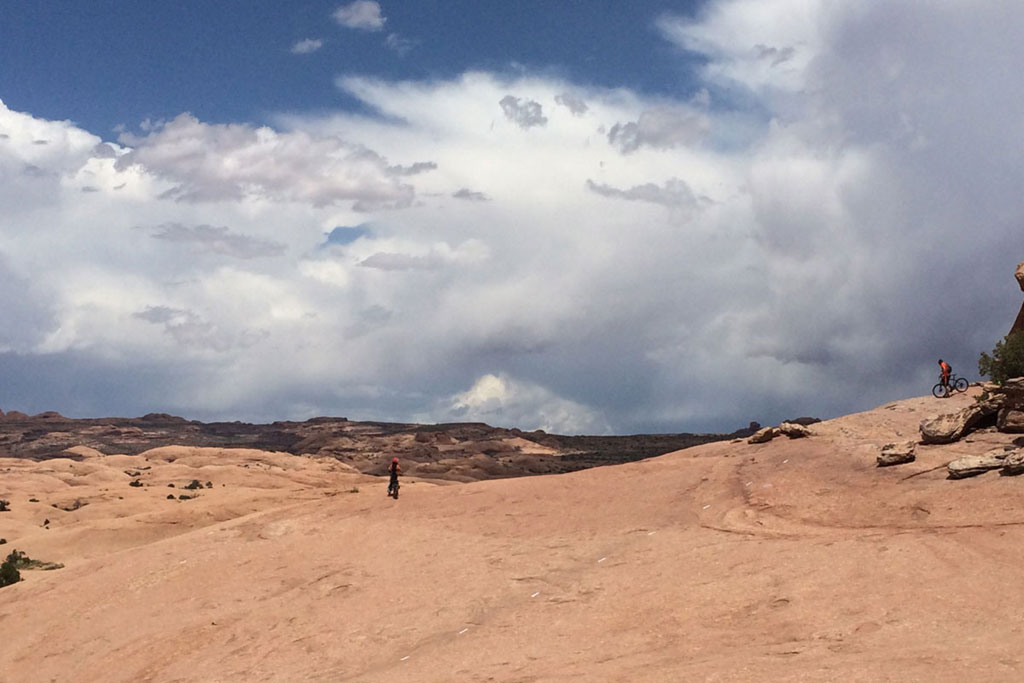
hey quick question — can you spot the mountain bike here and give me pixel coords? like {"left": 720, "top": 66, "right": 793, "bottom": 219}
{"left": 387, "top": 478, "right": 400, "bottom": 499}
{"left": 932, "top": 373, "right": 969, "bottom": 398}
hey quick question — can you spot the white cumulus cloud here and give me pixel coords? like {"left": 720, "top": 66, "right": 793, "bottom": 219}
{"left": 4, "top": 1, "right": 1024, "bottom": 433}
{"left": 333, "top": 1, "right": 386, "bottom": 31}
{"left": 290, "top": 38, "right": 324, "bottom": 54}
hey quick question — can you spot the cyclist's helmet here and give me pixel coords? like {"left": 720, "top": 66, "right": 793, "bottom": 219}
{"left": 392, "top": 457, "right": 399, "bottom": 463}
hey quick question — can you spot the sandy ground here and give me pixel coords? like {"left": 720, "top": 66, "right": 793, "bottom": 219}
{"left": 3, "top": 388, "right": 1024, "bottom": 682}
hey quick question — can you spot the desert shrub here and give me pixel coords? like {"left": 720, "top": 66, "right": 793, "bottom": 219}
{"left": 0, "top": 538, "right": 6, "bottom": 544}
{"left": 184, "top": 480, "right": 202, "bottom": 490}
{"left": 979, "top": 332, "right": 1024, "bottom": 383}
{"left": 0, "top": 500, "right": 9, "bottom": 512}
{"left": 0, "top": 554, "right": 20, "bottom": 587}
{"left": 5, "top": 549, "right": 62, "bottom": 571}
{"left": 129, "top": 480, "right": 143, "bottom": 488}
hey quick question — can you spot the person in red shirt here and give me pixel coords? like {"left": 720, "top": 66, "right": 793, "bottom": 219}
{"left": 938, "top": 359, "right": 952, "bottom": 389}
{"left": 387, "top": 457, "right": 401, "bottom": 498}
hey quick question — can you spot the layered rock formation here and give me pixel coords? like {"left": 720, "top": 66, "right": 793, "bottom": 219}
{"left": 1012, "top": 261, "right": 1024, "bottom": 336}
{"left": 0, "top": 411, "right": 751, "bottom": 482}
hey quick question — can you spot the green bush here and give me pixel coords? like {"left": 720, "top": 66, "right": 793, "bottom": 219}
{"left": 978, "top": 332, "right": 1024, "bottom": 383}
{"left": 0, "top": 556, "right": 19, "bottom": 587}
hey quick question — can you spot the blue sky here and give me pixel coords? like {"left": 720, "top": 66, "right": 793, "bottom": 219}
{"left": 1, "top": 1, "right": 708, "bottom": 136}
{"left": 0, "top": 1, "right": 1022, "bottom": 434}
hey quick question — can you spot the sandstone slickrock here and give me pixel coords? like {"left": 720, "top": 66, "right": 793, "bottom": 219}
{"left": 877, "top": 441, "right": 916, "bottom": 467}
{"left": 919, "top": 399, "right": 1002, "bottom": 444}
{"left": 747, "top": 426, "right": 779, "bottom": 444}
{"left": 947, "top": 449, "right": 1010, "bottom": 479}
{"left": 778, "top": 422, "right": 811, "bottom": 439}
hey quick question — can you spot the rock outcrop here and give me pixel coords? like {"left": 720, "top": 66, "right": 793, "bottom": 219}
{"left": 997, "top": 409, "right": 1024, "bottom": 433}
{"left": 1012, "top": 262, "right": 1024, "bottom": 336}
{"left": 779, "top": 422, "right": 811, "bottom": 439}
{"left": 1001, "top": 450, "right": 1024, "bottom": 476}
{"left": 877, "top": 441, "right": 916, "bottom": 467}
{"left": 919, "top": 398, "right": 1002, "bottom": 444}
{"left": 748, "top": 426, "right": 779, "bottom": 444}
{"left": 947, "top": 449, "right": 1012, "bottom": 479}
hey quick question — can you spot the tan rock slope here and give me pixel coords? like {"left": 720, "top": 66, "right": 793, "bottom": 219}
{"left": 1011, "top": 261, "right": 1024, "bottom": 336}
{"left": 3, "top": 389, "right": 1024, "bottom": 682}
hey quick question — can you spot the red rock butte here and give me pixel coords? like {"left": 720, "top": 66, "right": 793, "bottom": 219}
{"left": 1012, "top": 261, "right": 1024, "bottom": 336}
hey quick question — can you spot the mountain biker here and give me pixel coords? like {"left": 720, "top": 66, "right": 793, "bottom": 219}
{"left": 387, "top": 457, "right": 401, "bottom": 496}
{"left": 938, "top": 359, "right": 952, "bottom": 388}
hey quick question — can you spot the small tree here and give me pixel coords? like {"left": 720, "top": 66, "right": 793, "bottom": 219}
{"left": 979, "top": 332, "right": 1024, "bottom": 383}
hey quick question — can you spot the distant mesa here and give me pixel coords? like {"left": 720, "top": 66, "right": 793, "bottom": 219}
{"left": 32, "top": 411, "right": 65, "bottom": 421}
{"left": 140, "top": 413, "right": 189, "bottom": 423}
{"left": 1012, "top": 262, "right": 1024, "bottom": 336}
{"left": 3, "top": 411, "right": 30, "bottom": 421}
{"left": 784, "top": 417, "right": 821, "bottom": 426}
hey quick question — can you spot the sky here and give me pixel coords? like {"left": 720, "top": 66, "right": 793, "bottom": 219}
{"left": 0, "top": 0, "right": 1022, "bottom": 434}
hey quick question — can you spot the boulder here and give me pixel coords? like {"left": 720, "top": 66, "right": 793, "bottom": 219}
{"left": 1001, "top": 450, "right": 1024, "bottom": 476}
{"left": 877, "top": 441, "right": 916, "bottom": 467}
{"left": 747, "top": 427, "right": 779, "bottom": 444}
{"left": 948, "top": 449, "right": 1009, "bottom": 479}
{"left": 997, "top": 408, "right": 1024, "bottom": 433}
{"left": 920, "top": 399, "right": 1001, "bottom": 444}
{"left": 778, "top": 422, "right": 811, "bottom": 439}
{"left": 995, "top": 377, "right": 1024, "bottom": 409}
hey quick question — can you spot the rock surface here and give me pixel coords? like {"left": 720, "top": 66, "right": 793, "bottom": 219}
{"left": 877, "top": 441, "right": 917, "bottom": 467}
{"left": 5, "top": 387, "right": 1024, "bottom": 682}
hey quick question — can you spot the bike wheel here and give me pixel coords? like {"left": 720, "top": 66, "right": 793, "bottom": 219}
{"left": 932, "top": 383, "right": 949, "bottom": 398}
{"left": 955, "top": 377, "right": 969, "bottom": 392}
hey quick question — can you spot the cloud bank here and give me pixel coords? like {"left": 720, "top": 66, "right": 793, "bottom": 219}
{"left": 2, "top": 0, "right": 1022, "bottom": 434}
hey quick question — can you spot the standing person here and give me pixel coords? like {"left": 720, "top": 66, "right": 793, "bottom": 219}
{"left": 938, "top": 359, "right": 952, "bottom": 389}
{"left": 387, "top": 457, "right": 401, "bottom": 498}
